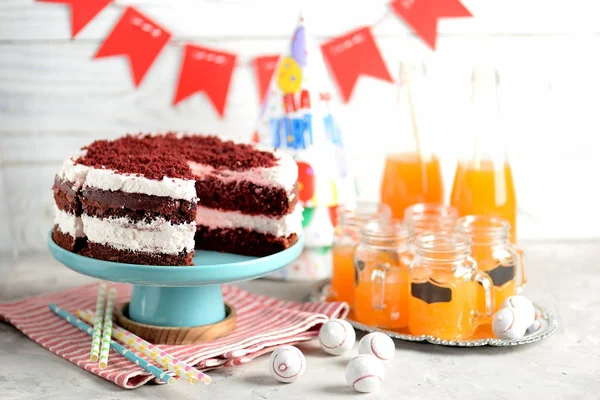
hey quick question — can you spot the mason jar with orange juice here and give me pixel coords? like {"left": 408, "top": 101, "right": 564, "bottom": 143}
{"left": 404, "top": 203, "right": 458, "bottom": 238}
{"left": 408, "top": 232, "right": 495, "bottom": 340}
{"left": 330, "top": 203, "right": 391, "bottom": 307}
{"left": 456, "top": 215, "right": 526, "bottom": 312}
{"left": 353, "top": 219, "right": 413, "bottom": 330}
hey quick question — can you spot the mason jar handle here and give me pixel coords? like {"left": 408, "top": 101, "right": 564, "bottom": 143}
{"left": 472, "top": 270, "right": 495, "bottom": 321}
{"left": 515, "top": 248, "right": 527, "bottom": 291}
{"left": 370, "top": 263, "right": 389, "bottom": 311}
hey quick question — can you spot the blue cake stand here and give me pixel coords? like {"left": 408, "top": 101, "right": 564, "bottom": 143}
{"left": 48, "top": 231, "right": 303, "bottom": 329}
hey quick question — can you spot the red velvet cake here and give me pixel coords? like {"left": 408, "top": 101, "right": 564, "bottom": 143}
{"left": 52, "top": 133, "right": 301, "bottom": 266}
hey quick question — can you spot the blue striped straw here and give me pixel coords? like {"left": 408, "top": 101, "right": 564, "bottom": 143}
{"left": 49, "top": 303, "right": 175, "bottom": 385}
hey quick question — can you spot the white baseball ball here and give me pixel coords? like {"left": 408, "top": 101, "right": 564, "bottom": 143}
{"left": 358, "top": 332, "right": 395, "bottom": 363}
{"left": 268, "top": 346, "right": 306, "bottom": 383}
{"left": 492, "top": 307, "right": 528, "bottom": 340}
{"left": 318, "top": 319, "right": 356, "bottom": 356}
{"left": 501, "top": 295, "right": 536, "bottom": 327}
{"left": 526, "top": 319, "right": 541, "bottom": 335}
{"left": 345, "top": 354, "right": 385, "bottom": 393}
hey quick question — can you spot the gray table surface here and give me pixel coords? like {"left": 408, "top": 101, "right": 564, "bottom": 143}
{"left": 1, "top": 241, "right": 599, "bottom": 399}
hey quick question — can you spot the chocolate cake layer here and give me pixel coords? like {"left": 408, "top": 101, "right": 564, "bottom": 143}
{"left": 195, "top": 178, "right": 298, "bottom": 217}
{"left": 194, "top": 226, "right": 298, "bottom": 257}
{"left": 52, "top": 226, "right": 86, "bottom": 253}
{"left": 81, "top": 243, "right": 194, "bottom": 266}
{"left": 53, "top": 178, "right": 82, "bottom": 215}
{"left": 82, "top": 188, "right": 196, "bottom": 224}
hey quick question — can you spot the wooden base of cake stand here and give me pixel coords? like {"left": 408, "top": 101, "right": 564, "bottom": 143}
{"left": 116, "top": 302, "right": 237, "bottom": 345}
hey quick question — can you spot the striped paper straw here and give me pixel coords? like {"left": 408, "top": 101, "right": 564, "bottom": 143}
{"left": 99, "top": 287, "right": 116, "bottom": 369}
{"left": 77, "top": 309, "right": 211, "bottom": 385}
{"left": 90, "top": 283, "right": 106, "bottom": 361}
{"left": 49, "top": 304, "right": 175, "bottom": 385}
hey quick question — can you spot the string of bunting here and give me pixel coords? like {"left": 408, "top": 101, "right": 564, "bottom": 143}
{"left": 37, "top": 0, "right": 471, "bottom": 117}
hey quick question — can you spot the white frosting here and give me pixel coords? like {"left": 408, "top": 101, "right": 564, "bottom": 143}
{"left": 85, "top": 168, "right": 197, "bottom": 201}
{"left": 54, "top": 206, "right": 84, "bottom": 237}
{"left": 195, "top": 204, "right": 303, "bottom": 237}
{"left": 81, "top": 215, "right": 196, "bottom": 255}
{"left": 57, "top": 157, "right": 90, "bottom": 189}
{"left": 188, "top": 151, "right": 298, "bottom": 193}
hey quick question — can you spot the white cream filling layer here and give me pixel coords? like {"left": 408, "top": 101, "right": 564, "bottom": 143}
{"left": 54, "top": 206, "right": 84, "bottom": 237}
{"left": 195, "top": 204, "right": 303, "bottom": 237}
{"left": 81, "top": 215, "right": 196, "bottom": 255}
{"left": 57, "top": 157, "right": 90, "bottom": 190}
{"left": 187, "top": 150, "right": 298, "bottom": 194}
{"left": 85, "top": 168, "right": 197, "bottom": 201}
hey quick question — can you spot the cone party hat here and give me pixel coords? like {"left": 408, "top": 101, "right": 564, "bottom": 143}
{"left": 253, "top": 13, "right": 357, "bottom": 247}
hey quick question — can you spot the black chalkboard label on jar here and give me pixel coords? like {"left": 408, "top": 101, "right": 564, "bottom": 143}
{"left": 411, "top": 281, "right": 452, "bottom": 304}
{"left": 487, "top": 263, "right": 515, "bottom": 287}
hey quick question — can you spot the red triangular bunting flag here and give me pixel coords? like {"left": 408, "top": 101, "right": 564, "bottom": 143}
{"left": 389, "top": 0, "right": 472, "bottom": 50}
{"left": 173, "top": 44, "right": 237, "bottom": 117}
{"left": 252, "top": 54, "right": 280, "bottom": 104}
{"left": 37, "top": 0, "right": 113, "bottom": 38}
{"left": 320, "top": 27, "right": 393, "bottom": 103}
{"left": 436, "top": 0, "right": 472, "bottom": 17}
{"left": 94, "top": 7, "right": 171, "bottom": 87}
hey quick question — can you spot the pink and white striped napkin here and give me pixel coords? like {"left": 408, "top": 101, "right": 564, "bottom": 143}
{"left": 0, "top": 282, "right": 348, "bottom": 389}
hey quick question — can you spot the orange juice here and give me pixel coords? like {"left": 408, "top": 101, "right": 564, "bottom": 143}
{"left": 353, "top": 220, "right": 411, "bottom": 330}
{"left": 471, "top": 250, "right": 516, "bottom": 313}
{"left": 380, "top": 153, "right": 444, "bottom": 220}
{"left": 331, "top": 245, "right": 357, "bottom": 305}
{"left": 456, "top": 215, "right": 524, "bottom": 312}
{"left": 408, "top": 232, "right": 495, "bottom": 340}
{"left": 451, "top": 159, "right": 517, "bottom": 242}
{"left": 409, "top": 275, "right": 479, "bottom": 339}
{"left": 354, "top": 269, "right": 409, "bottom": 329}
{"left": 330, "top": 203, "right": 392, "bottom": 306}
{"left": 354, "top": 253, "right": 411, "bottom": 330}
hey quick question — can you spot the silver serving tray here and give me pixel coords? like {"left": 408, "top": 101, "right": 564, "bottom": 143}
{"left": 309, "top": 281, "right": 559, "bottom": 347}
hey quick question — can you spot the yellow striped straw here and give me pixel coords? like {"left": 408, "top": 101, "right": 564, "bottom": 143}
{"left": 77, "top": 309, "right": 211, "bottom": 385}
{"left": 98, "top": 287, "right": 116, "bottom": 369}
{"left": 90, "top": 283, "right": 106, "bottom": 361}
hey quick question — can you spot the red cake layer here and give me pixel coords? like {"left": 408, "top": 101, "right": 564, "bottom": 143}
{"left": 53, "top": 178, "right": 82, "bottom": 215}
{"left": 195, "top": 178, "right": 298, "bottom": 217}
{"left": 80, "top": 243, "right": 194, "bottom": 266}
{"left": 81, "top": 188, "right": 196, "bottom": 224}
{"left": 194, "top": 226, "right": 298, "bottom": 257}
{"left": 76, "top": 133, "right": 277, "bottom": 180}
{"left": 52, "top": 227, "right": 86, "bottom": 253}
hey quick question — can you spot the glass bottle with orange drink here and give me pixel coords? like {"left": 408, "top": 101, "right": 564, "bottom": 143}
{"left": 450, "top": 66, "right": 517, "bottom": 242}
{"left": 353, "top": 219, "right": 412, "bottom": 330}
{"left": 330, "top": 203, "right": 391, "bottom": 307}
{"left": 380, "top": 63, "right": 444, "bottom": 219}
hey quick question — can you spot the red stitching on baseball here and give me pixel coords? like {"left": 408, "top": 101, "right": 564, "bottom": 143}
{"left": 370, "top": 338, "right": 388, "bottom": 360}
{"left": 273, "top": 349, "right": 303, "bottom": 379}
{"left": 501, "top": 309, "right": 516, "bottom": 334}
{"left": 319, "top": 320, "right": 347, "bottom": 349}
{"left": 352, "top": 374, "right": 382, "bottom": 390}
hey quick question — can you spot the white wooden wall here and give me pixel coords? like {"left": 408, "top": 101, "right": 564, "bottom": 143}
{"left": 1, "top": 0, "right": 599, "bottom": 254}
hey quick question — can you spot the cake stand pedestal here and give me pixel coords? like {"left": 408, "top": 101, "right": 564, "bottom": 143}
{"left": 48, "top": 232, "right": 303, "bottom": 344}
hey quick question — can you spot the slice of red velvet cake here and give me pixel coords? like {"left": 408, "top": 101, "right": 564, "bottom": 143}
{"left": 51, "top": 133, "right": 301, "bottom": 266}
